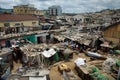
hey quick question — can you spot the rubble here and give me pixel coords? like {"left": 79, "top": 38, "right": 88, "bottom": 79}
{"left": 0, "top": 27, "right": 120, "bottom": 80}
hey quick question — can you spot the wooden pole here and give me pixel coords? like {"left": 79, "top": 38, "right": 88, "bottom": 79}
{"left": 117, "top": 67, "right": 120, "bottom": 80}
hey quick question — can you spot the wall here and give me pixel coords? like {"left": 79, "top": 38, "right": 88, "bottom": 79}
{"left": 0, "top": 22, "right": 4, "bottom": 27}
{"left": 35, "top": 10, "right": 46, "bottom": 16}
{"left": 14, "top": 6, "right": 46, "bottom": 16}
{"left": 23, "top": 34, "right": 36, "bottom": 43}
{"left": 104, "top": 23, "right": 120, "bottom": 43}
{"left": 0, "top": 20, "right": 39, "bottom": 27}
{"left": 35, "top": 33, "right": 48, "bottom": 43}
{"left": 103, "top": 37, "right": 119, "bottom": 43}
{"left": 13, "top": 6, "right": 35, "bottom": 15}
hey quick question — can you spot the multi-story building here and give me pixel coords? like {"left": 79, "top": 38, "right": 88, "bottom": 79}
{"left": 73, "top": 14, "right": 92, "bottom": 26}
{"left": 0, "top": 14, "right": 39, "bottom": 33}
{"left": 13, "top": 4, "right": 46, "bottom": 16}
{"left": 13, "top": 4, "right": 36, "bottom": 15}
{"left": 35, "top": 10, "right": 47, "bottom": 16}
{"left": 48, "top": 5, "right": 62, "bottom": 16}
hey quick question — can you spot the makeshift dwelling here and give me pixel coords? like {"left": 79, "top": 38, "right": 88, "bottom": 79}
{"left": 35, "top": 33, "right": 49, "bottom": 43}
{"left": 42, "top": 48, "right": 56, "bottom": 58}
{"left": 41, "top": 23, "right": 53, "bottom": 30}
{"left": 0, "top": 48, "right": 13, "bottom": 61}
{"left": 7, "top": 72, "right": 50, "bottom": 80}
{"left": 0, "top": 56, "right": 11, "bottom": 80}
{"left": 22, "top": 34, "right": 36, "bottom": 43}
{"left": 103, "top": 21, "right": 120, "bottom": 44}
{"left": 75, "top": 64, "right": 115, "bottom": 80}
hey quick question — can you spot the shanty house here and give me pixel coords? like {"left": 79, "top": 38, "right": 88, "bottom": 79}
{"left": 103, "top": 21, "right": 120, "bottom": 43}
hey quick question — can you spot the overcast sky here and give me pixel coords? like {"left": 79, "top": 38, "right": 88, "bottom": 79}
{"left": 0, "top": 0, "right": 120, "bottom": 13}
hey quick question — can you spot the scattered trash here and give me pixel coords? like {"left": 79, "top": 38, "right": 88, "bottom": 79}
{"left": 102, "top": 58, "right": 116, "bottom": 73}
{"left": 74, "top": 58, "right": 86, "bottom": 67}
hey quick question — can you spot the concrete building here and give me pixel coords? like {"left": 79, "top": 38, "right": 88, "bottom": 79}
{"left": 13, "top": 4, "right": 46, "bottom": 16}
{"left": 0, "top": 14, "right": 39, "bottom": 34}
{"left": 13, "top": 4, "right": 36, "bottom": 15}
{"left": 73, "top": 14, "right": 92, "bottom": 26}
{"left": 48, "top": 5, "right": 62, "bottom": 16}
{"left": 35, "top": 10, "right": 47, "bottom": 16}
{"left": 56, "top": 15, "right": 74, "bottom": 22}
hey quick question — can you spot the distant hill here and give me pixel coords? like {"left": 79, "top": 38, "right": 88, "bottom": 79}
{"left": 62, "top": 13, "right": 77, "bottom": 16}
{"left": 0, "top": 8, "right": 13, "bottom": 13}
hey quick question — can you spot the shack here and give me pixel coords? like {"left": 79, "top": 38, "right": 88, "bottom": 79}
{"left": 103, "top": 21, "right": 120, "bottom": 44}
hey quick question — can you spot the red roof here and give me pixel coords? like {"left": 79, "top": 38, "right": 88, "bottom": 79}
{"left": 0, "top": 14, "right": 38, "bottom": 21}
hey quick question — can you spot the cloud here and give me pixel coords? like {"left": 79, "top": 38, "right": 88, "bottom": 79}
{"left": 0, "top": 0, "right": 120, "bottom": 13}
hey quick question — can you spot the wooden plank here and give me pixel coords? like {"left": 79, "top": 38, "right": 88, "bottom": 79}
{"left": 117, "top": 67, "right": 120, "bottom": 80}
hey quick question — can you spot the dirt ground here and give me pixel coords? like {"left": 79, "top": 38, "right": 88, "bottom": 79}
{"left": 11, "top": 52, "right": 83, "bottom": 80}
{"left": 49, "top": 50, "right": 120, "bottom": 80}
{"left": 11, "top": 50, "right": 120, "bottom": 80}
{"left": 49, "top": 52, "right": 86, "bottom": 80}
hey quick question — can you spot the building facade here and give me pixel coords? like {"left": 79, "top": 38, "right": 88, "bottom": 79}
{"left": 73, "top": 14, "right": 91, "bottom": 24}
{"left": 48, "top": 5, "right": 62, "bottom": 16}
{"left": 13, "top": 4, "right": 36, "bottom": 15}
{"left": 56, "top": 15, "right": 74, "bottom": 22}
{"left": 35, "top": 10, "right": 47, "bottom": 16}
{"left": 103, "top": 21, "right": 120, "bottom": 43}
{"left": 13, "top": 4, "right": 46, "bottom": 16}
{"left": 0, "top": 14, "right": 39, "bottom": 34}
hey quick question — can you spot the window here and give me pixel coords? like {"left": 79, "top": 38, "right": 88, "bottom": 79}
{"left": 4, "top": 23, "right": 10, "bottom": 27}
{"left": 79, "top": 19, "right": 82, "bottom": 21}
{"left": 25, "top": 10, "right": 27, "bottom": 13}
{"left": 17, "top": 10, "right": 19, "bottom": 12}
{"left": 21, "top": 23, "right": 23, "bottom": 26}
{"left": 32, "top": 22, "right": 36, "bottom": 26}
{"left": 15, "top": 23, "right": 20, "bottom": 26}
{"left": 20, "top": 9, "right": 23, "bottom": 12}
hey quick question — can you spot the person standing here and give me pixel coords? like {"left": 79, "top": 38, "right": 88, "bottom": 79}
{"left": 95, "top": 38, "right": 103, "bottom": 50}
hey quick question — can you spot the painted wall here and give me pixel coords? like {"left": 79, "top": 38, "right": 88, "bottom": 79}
{"left": 23, "top": 34, "right": 36, "bottom": 43}
{"left": 14, "top": 6, "right": 46, "bottom": 16}
{"left": 0, "top": 22, "right": 4, "bottom": 27}
{"left": 13, "top": 6, "right": 35, "bottom": 15}
{"left": 0, "top": 20, "right": 39, "bottom": 27}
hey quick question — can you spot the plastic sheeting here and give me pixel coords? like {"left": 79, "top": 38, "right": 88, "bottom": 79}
{"left": 1, "top": 67, "right": 11, "bottom": 80}
{"left": 102, "top": 58, "right": 116, "bottom": 73}
{"left": 42, "top": 48, "right": 56, "bottom": 58}
{"left": 86, "top": 51, "right": 102, "bottom": 58}
{"left": 74, "top": 58, "right": 86, "bottom": 67}
{"left": 0, "top": 57, "right": 2, "bottom": 60}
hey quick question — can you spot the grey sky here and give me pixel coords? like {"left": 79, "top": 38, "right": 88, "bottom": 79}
{"left": 0, "top": 0, "right": 120, "bottom": 13}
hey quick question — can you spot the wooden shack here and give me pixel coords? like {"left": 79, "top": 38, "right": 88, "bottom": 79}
{"left": 103, "top": 21, "right": 120, "bottom": 44}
